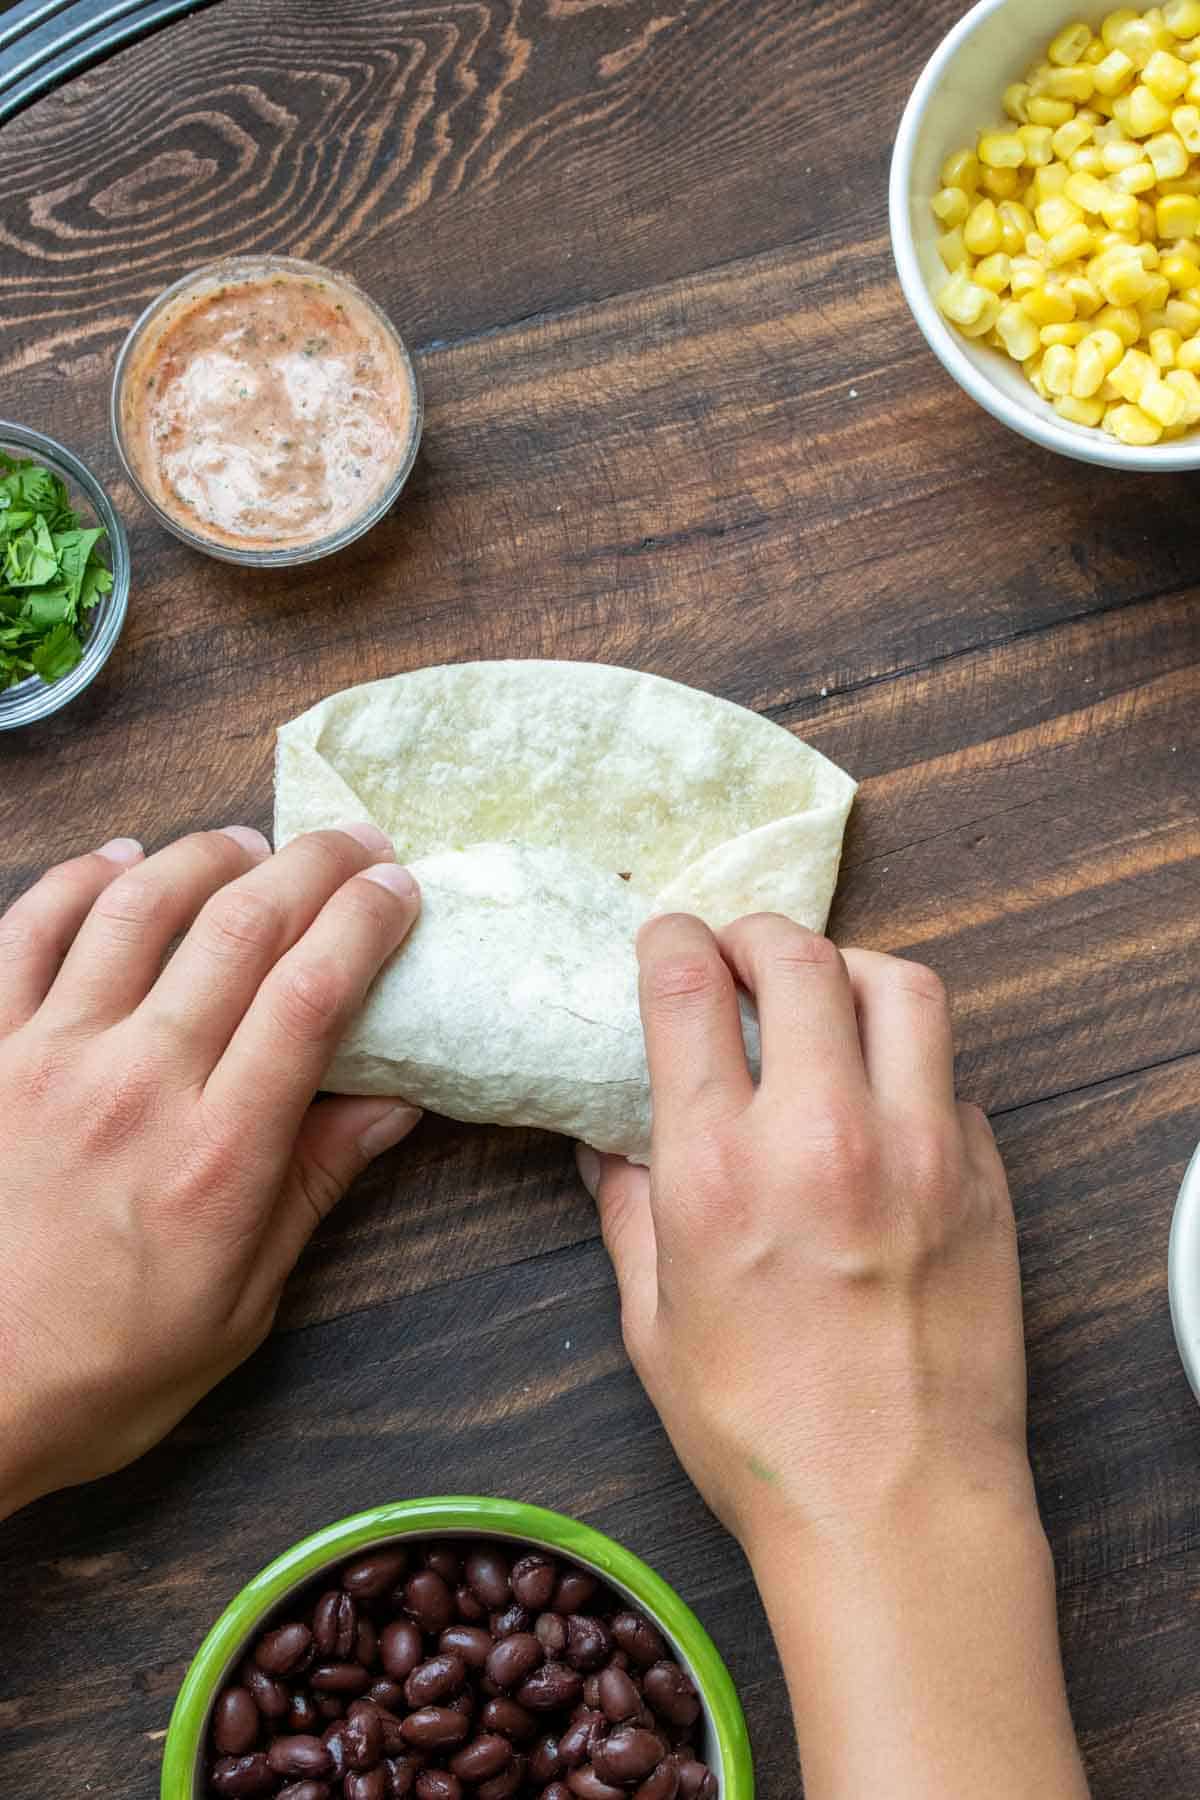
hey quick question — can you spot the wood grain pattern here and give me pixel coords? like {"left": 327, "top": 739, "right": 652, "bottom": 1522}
{"left": 0, "top": 0, "right": 1198, "bottom": 1795}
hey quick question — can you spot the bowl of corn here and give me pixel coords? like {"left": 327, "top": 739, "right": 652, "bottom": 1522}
{"left": 891, "top": 0, "right": 1200, "bottom": 468}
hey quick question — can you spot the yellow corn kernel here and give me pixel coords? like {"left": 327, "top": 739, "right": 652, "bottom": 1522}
{"left": 1146, "top": 129, "right": 1191, "bottom": 177}
{"left": 1144, "top": 49, "right": 1191, "bottom": 99}
{"left": 1159, "top": 194, "right": 1200, "bottom": 238}
{"left": 1050, "top": 22, "right": 1094, "bottom": 65}
{"left": 1041, "top": 321, "right": 1091, "bottom": 345}
{"left": 1073, "top": 328, "right": 1126, "bottom": 393}
{"left": 1004, "top": 82, "right": 1032, "bottom": 122}
{"left": 1042, "top": 343, "right": 1077, "bottom": 393}
{"left": 1141, "top": 272, "right": 1173, "bottom": 308}
{"left": 1096, "top": 301, "right": 1143, "bottom": 342}
{"left": 1165, "top": 295, "right": 1200, "bottom": 330}
{"left": 1166, "top": 0, "right": 1200, "bottom": 32}
{"left": 1139, "top": 198, "right": 1159, "bottom": 237}
{"left": 1114, "top": 18, "right": 1169, "bottom": 67}
{"left": 1099, "top": 254, "right": 1158, "bottom": 304}
{"left": 1101, "top": 139, "right": 1144, "bottom": 171}
{"left": 1105, "top": 401, "right": 1163, "bottom": 440}
{"left": 974, "top": 252, "right": 1013, "bottom": 293}
{"left": 1021, "top": 283, "right": 1077, "bottom": 324}
{"left": 1036, "top": 193, "right": 1084, "bottom": 235}
{"left": 964, "top": 198, "right": 1003, "bottom": 255}
{"left": 1102, "top": 10, "right": 1140, "bottom": 50}
{"left": 1159, "top": 248, "right": 1200, "bottom": 289}
{"left": 1086, "top": 39, "right": 1108, "bottom": 67}
{"left": 1099, "top": 188, "right": 1142, "bottom": 230}
{"left": 1111, "top": 346, "right": 1158, "bottom": 397}
{"left": 1150, "top": 326, "right": 1183, "bottom": 365}
{"left": 1025, "top": 231, "right": 1049, "bottom": 258}
{"left": 1111, "top": 159, "right": 1158, "bottom": 192}
{"left": 1191, "top": 67, "right": 1200, "bottom": 99}
{"left": 981, "top": 166, "right": 1022, "bottom": 199}
{"left": 938, "top": 228, "right": 969, "bottom": 271}
{"left": 1173, "top": 103, "right": 1200, "bottom": 149}
{"left": 1028, "top": 96, "right": 1076, "bottom": 126}
{"left": 1140, "top": 372, "right": 1186, "bottom": 422}
{"left": 1065, "top": 274, "right": 1104, "bottom": 316}
{"left": 996, "top": 301, "right": 1042, "bottom": 360}
{"left": 1031, "top": 162, "right": 1071, "bottom": 201}
{"left": 1166, "top": 366, "right": 1200, "bottom": 420}
{"left": 1047, "top": 222, "right": 1096, "bottom": 264}
{"left": 1071, "top": 145, "right": 1108, "bottom": 174}
{"left": 1133, "top": 240, "right": 1161, "bottom": 269}
{"left": 1094, "top": 47, "right": 1137, "bottom": 93}
{"left": 1065, "top": 170, "right": 1112, "bottom": 212}
{"left": 1126, "top": 83, "right": 1174, "bottom": 133}
{"left": 1009, "top": 254, "right": 1045, "bottom": 297}
{"left": 1055, "top": 394, "right": 1107, "bottom": 424}
{"left": 1041, "top": 65, "right": 1096, "bottom": 102}
{"left": 1018, "top": 123, "right": 1055, "bottom": 165}
{"left": 942, "top": 149, "right": 980, "bottom": 192}
{"left": 932, "top": 186, "right": 971, "bottom": 226}
{"left": 979, "top": 131, "right": 1027, "bottom": 167}
{"left": 1052, "top": 116, "right": 1095, "bottom": 159}
{"left": 1177, "top": 335, "right": 1200, "bottom": 366}
{"left": 937, "top": 268, "right": 988, "bottom": 325}
{"left": 1026, "top": 360, "right": 1050, "bottom": 399}
{"left": 998, "top": 200, "right": 1035, "bottom": 253}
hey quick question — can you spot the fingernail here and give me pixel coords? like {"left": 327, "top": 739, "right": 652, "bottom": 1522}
{"left": 361, "top": 863, "right": 419, "bottom": 900}
{"left": 219, "top": 825, "right": 271, "bottom": 857}
{"left": 335, "top": 819, "right": 393, "bottom": 854}
{"left": 575, "top": 1143, "right": 601, "bottom": 1197}
{"left": 359, "top": 1102, "right": 423, "bottom": 1159}
{"left": 96, "top": 837, "right": 143, "bottom": 865}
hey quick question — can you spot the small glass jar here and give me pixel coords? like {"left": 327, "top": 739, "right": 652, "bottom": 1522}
{"left": 0, "top": 422, "right": 131, "bottom": 732}
{"left": 110, "top": 255, "right": 423, "bottom": 567}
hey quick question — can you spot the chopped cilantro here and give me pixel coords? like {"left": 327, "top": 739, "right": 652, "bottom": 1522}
{"left": 0, "top": 454, "right": 113, "bottom": 690}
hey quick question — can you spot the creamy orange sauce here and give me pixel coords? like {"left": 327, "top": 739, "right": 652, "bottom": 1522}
{"left": 122, "top": 272, "right": 415, "bottom": 551}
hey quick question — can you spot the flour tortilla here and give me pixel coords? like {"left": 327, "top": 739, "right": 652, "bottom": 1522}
{"left": 275, "top": 661, "right": 855, "bottom": 1157}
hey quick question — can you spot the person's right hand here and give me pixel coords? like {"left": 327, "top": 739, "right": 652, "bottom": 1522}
{"left": 577, "top": 911, "right": 1029, "bottom": 1549}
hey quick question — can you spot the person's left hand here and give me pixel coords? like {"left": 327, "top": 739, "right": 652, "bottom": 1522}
{"left": 0, "top": 823, "right": 421, "bottom": 1518}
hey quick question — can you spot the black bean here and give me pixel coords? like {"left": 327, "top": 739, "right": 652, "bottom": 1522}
{"left": 535, "top": 1612, "right": 568, "bottom": 1654}
{"left": 405, "top": 1654, "right": 468, "bottom": 1709}
{"left": 255, "top": 1623, "right": 313, "bottom": 1676}
{"left": 423, "top": 1548, "right": 462, "bottom": 1584}
{"left": 356, "top": 1620, "right": 379, "bottom": 1668}
{"left": 489, "top": 1602, "right": 532, "bottom": 1639}
{"left": 465, "top": 1548, "right": 511, "bottom": 1610}
{"left": 594, "top": 1726, "right": 667, "bottom": 1784}
{"left": 439, "top": 1625, "right": 493, "bottom": 1668}
{"left": 403, "top": 1571, "right": 455, "bottom": 1637}
{"left": 447, "top": 1688, "right": 476, "bottom": 1718}
{"left": 367, "top": 1680, "right": 406, "bottom": 1712}
{"left": 384, "top": 1754, "right": 423, "bottom": 1797}
{"left": 675, "top": 1762, "right": 717, "bottom": 1800}
{"left": 268, "top": 1735, "right": 334, "bottom": 1778}
{"left": 448, "top": 1732, "right": 512, "bottom": 1781}
{"left": 380, "top": 1620, "right": 424, "bottom": 1682}
{"left": 210, "top": 1752, "right": 276, "bottom": 1796}
{"left": 479, "top": 1696, "right": 536, "bottom": 1742}
{"left": 597, "top": 1666, "right": 641, "bottom": 1724}
{"left": 415, "top": 1774, "right": 462, "bottom": 1800}
{"left": 543, "top": 1787, "right": 573, "bottom": 1800}
{"left": 345, "top": 1698, "right": 385, "bottom": 1769}
{"left": 455, "top": 1585, "right": 487, "bottom": 1624}
{"left": 342, "top": 1551, "right": 409, "bottom": 1601}
{"left": 510, "top": 1553, "right": 559, "bottom": 1612}
{"left": 317, "top": 1696, "right": 346, "bottom": 1722}
{"left": 321, "top": 1723, "right": 350, "bottom": 1779}
{"left": 376, "top": 1708, "right": 407, "bottom": 1754}
{"left": 529, "top": 1734, "right": 564, "bottom": 1782}
{"left": 634, "top": 1760, "right": 681, "bottom": 1800}
{"left": 400, "top": 1707, "right": 471, "bottom": 1749}
{"left": 290, "top": 1691, "right": 321, "bottom": 1734}
{"left": 566, "top": 1767, "right": 625, "bottom": 1800}
{"left": 314, "top": 1591, "right": 358, "bottom": 1660}
{"left": 311, "top": 1663, "right": 371, "bottom": 1696}
{"left": 516, "top": 1661, "right": 583, "bottom": 1712}
{"left": 346, "top": 1771, "right": 388, "bottom": 1800}
{"left": 243, "top": 1664, "right": 291, "bottom": 1720}
{"left": 642, "top": 1663, "right": 700, "bottom": 1728}
{"left": 553, "top": 1571, "right": 597, "bottom": 1615}
{"left": 610, "top": 1612, "right": 667, "bottom": 1669}
{"left": 213, "top": 1687, "right": 259, "bottom": 1756}
{"left": 565, "top": 1616, "right": 612, "bottom": 1673}
{"left": 485, "top": 1632, "right": 543, "bottom": 1691}
{"left": 558, "top": 1711, "right": 602, "bottom": 1770}
{"left": 277, "top": 1784, "right": 332, "bottom": 1800}
{"left": 476, "top": 1756, "right": 526, "bottom": 1800}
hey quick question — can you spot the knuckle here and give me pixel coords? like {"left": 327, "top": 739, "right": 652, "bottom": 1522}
{"left": 202, "top": 886, "right": 282, "bottom": 959}
{"left": 91, "top": 872, "right": 169, "bottom": 940}
{"left": 904, "top": 1120, "right": 961, "bottom": 1197}
{"left": 643, "top": 952, "right": 721, "bottom": 1011}
{"left": 78, "top": 1057, "right": 161, "bottom": 1155}
{"left": 271, "top": 956, "right": 348, "bottom": 1043}
{"left": 9, "top": 1037, "right": 72, "bottom": 1111}
{"left": 809, "top": 1103, "right": 881, "bottom": 1192}
{"left": 892, "top": 959, "right": 948, "bottom": 1009}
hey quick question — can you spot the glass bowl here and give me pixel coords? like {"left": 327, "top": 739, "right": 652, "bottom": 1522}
{"left": 161, "top": 1495, "right": 754, "bottom": 1799}
{"left": 0, "top": 422, "right": 131, "bottom": 731}
{"left": 110, "top": 256, "right": 424, "bottom": 567}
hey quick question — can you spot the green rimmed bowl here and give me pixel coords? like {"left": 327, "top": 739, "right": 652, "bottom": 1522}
{"left": 162, "top": 1495, "right": 754, "bottom": 1799}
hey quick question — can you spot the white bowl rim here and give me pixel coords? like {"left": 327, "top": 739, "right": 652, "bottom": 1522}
{"left": 889, "top": 0, "right": 1200, "bottom": 473}
{"left": 1168, "top": 1142, "right": 1200, "bottom": 1400}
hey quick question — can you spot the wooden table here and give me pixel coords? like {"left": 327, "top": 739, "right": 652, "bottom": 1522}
{"left": 1, "top": 0, "right": 1198, "bottom": 1793}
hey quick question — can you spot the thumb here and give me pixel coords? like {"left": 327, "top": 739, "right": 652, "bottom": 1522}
{"left": 576, "top": 1145, "right": 658, "bottom": 1346}
{"left": 275, "top": 1096, "right": 423, "bottom": 1269}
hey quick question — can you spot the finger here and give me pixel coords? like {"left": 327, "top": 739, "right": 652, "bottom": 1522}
{"left": 577, "top": 1145, "right": 658, "bottom": 1339}
{"left": 842, "top": 949, "right": 956, "bottom": 1118}
{"left": 205, "top": 864, "right": 420, "bottom": 1157}
{"left": 265, "top": 1096, "right": 424, "bottom": 1283}
{"left": 958, "top": 1101, "right": 1014, "bottom": 1218}
{"left": 636, "top": 913, "right": 754, "bottom": 1139}
{"left": 0, "top": 838, "right": 143, "bottom": 1033}
{"left": 43, "top": 827, "right": 271, "bottom": 1029}
{"left": 144, "top": 823, "right": 400, "bottom": 1075}
{"left": 717, "top": 915, "right": 866, "bottom": 1105}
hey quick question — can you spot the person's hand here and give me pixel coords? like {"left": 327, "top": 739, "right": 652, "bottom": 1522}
{"left": 578, "top": 911, "right": 1028, "bottom": 1548}
{"left": 0, "top": 824, "right": 420, "bottom": 1518}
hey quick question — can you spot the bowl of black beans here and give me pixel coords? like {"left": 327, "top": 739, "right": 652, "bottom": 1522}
{"left": 162, "top": 1496, "right": 753, "bottom": 1800}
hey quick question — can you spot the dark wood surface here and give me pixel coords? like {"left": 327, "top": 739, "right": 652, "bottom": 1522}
{"left": 1, "top": 0, "right": 1198, "bottom": 1793}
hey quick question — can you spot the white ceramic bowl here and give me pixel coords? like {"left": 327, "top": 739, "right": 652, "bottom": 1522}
{"left": 1168, "top": 1144, "right": 1200, "bottom": 1399}
{"left": 890, "top": 0, "right": 1200, "bottom": 471}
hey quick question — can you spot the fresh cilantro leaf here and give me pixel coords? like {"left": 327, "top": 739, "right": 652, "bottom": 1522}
{"left": 0, "top": 456, "right": 112, "bottom": 686}
{"left": 5, "top": 516, "right": 59, "bottom": 589}
{"left": 29, "top": 621, "right": 83, "bottom": 682}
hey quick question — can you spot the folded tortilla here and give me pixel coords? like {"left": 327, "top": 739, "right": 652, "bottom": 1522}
{"left": 275, "top": 661, "right": 856, "bottom": 1157}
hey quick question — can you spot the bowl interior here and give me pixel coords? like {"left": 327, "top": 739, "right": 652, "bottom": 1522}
{"left": 893, "top": 0, "right": 1200, "bottom": 470}
{"left": 164, "top": 1497, "right": 753, "bottom": 1800}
